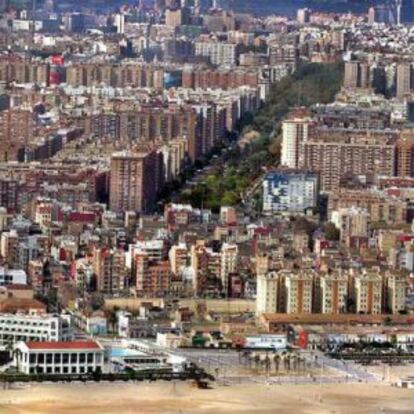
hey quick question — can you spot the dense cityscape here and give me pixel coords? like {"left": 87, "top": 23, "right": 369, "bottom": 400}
{"left": 0, "top": 0, "right": 412, "bottom": 412}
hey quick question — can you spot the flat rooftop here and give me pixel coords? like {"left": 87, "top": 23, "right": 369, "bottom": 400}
{"left": 262, "top": 313, "right": 414, "bottom": 326}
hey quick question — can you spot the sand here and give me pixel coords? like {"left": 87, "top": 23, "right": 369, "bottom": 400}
{"left": 0, "top": 381, "right": 412, "bottom": 414}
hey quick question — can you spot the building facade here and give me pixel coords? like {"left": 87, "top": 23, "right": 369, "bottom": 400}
{"left": 320, "top": 273, "right": 348, "bottom": 314}
{"left": 0, "top": 313, "right": 72, "bottom": 345}
{"left": 285, "top": 272, "right": 313, "bottom": 314}
{"left": 14, "top": 341, "right": 104, "bottom": 375}
{"left": 109, "top": 150, "right": 162, "bottom": 214}
{"left": 262, "top": 170, "right": 319, "bottom": 214}
{"left": 256, "top": 271, "right": 278, "bottom": 316}
{"left": 354, "top": 272, "right": 383, "bottom": 314}
{"left": 281, "top": 116, "right": 312, "bottom": 169}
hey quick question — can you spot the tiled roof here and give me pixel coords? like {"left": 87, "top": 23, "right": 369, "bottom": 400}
{"left": 25, "top": 341, "right": 101, "bottom": 350}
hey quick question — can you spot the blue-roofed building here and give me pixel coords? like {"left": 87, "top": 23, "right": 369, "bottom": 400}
{"left": 262, "top": 170, "right": 319, "bottom": 214}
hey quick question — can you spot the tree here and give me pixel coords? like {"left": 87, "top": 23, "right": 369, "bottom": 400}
{"left": 323, "top": 222, "right": 340, "bottom": 241}
{"left": 221, "top": 191, "right": 239, "bottom": 206}
{"left": 254, "top": 354, "right": 261, "bottom": 369}
{"left": 105, "top": 309, "right": 118, "bottom": 333}
{"left": 273, "top": 354, "right": 280, "bottom": 373}
{"left": 346, "top": 298, "right": 356, "bottom": 314}
{"left": 90, "top": 292, "right": 105, "bottom": 311}
{"left": 293, "top": 217, "right": 318, "bottom": 236}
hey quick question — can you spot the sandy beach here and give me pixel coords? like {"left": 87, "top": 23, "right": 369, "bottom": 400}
{"left": 0, "top": 381, "right": 412, "bottom": 414}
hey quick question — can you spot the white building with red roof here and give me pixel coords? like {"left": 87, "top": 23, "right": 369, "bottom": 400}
{"left": 14, "top": 340, "right": 104, "bottom": 375}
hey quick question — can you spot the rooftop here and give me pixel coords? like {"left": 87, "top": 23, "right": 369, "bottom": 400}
{"left": 262, "top": 313, "right": 414, "bottom": 326}
{"left": 25, "top": 341, "right": 102, "bottom": 350}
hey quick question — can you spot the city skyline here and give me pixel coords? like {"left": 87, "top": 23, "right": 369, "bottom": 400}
{"left": 0, "top": 0, "right": 412, "bottom": 412}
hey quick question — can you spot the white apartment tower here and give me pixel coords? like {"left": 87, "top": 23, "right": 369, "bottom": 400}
{"left": 220, "top": 243, "right": 238, "bottom": 294}
{"left": 354, "top": 271, "right": 383, "bottom": 314}
{"left": 256, "top": 272, "right": 278, "bottom": 316}
{"left": 114, "top": 13, "right": 125, "bottom": 34}
{"left": 320, "top": 272, "right": 348, "bottom": 314}
{"left": 281, "top": 116, "right": 312, "bottom": 168}
{"left": 387, "top": 273, "right": 407, "bottom": 314}
{"left": 284, "top": 271, "right": 313, "bottom": 314}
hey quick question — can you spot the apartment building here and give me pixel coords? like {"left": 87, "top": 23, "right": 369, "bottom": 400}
{"left": 328, "top": 189, "right": 407, "bottom": 225}
{"left": 165, "top": 7, "right": 190, "bottom": 28}
{"left": 130, "top": 240, "right": 166, "bottom": 263}
{"left": 285, "top": 271, "right": 313, "bottom": 314}
{"left": 220, "top": 243, "right": 238, "bottom": 294}
{"left": 396, "top": 128, "right": 414, "bottom": 177}
{"left": 256, "top": 272, "right": 279, "bottom": 316}
{"left": 92, "top": 247, "right": 126, "bottom": 294}
{"left": 354, "top": 271, "right": 383, "bottom": 314}
{"left": 138, "top": 260, "right": 171, "bottom": 296}
{"left": 387, "top": 273, "right": 407, "bottom": 314}
{"left": 312, "top": 105, "right": 391, "bottom": 130}
{"left": 195, "top": 41, "right": 237, "bottom": 66}
{"left": 320, "top": 272, "right": 348, "bottom": 314}
{"left": 169, "top": 244, "right": 189, "bottom": 275}
{"left": 66, "top": 64, "right": 164, "bottom": 89}
{"left": 331, "top": 207, "right": 370, "bottom": 244}
{"left": 0, "top": 61, "right": 50, "bottom": 85}
{"left": 161, "top": 138, "right": 188, "bottom": 182}
{"left": 220, "top": 206, "right": 237, "bottom": 225}
{"left": 109, "top": 150, "right": 162, "bottom": 214}
{"left": 0, "top": 313, "right": 71, "bottom": 345}
{"left": 343, "top": 61, "right": 371, "bottom": 89}
{"left": 396, "top": 62, "right": 412, "bottom": 98}
{"left": 0, "top": 109, "right": 33, "bottom": 162}
{"left": 262, "top": 170, "right": 319, "bottom": 214}
{"left": 281, "top": 115, "right": 312, "bottom": 169}
{"left": 268, "top": 44, "right": 299, "bottom": 67}
{"left": 301, "top": 129, "right": 396, "bottom": 192}
{"left": 0, "top": 179, "right": 19, "bottom": 212}
{"left": 0, "top": 230, "right": 19, "bottom": 268}
{"left": 0, "top": 267, "right": 27, "bottom": 286}
{"left": 190, "top": 241, "right": 221, "bottom": 295}
{"left": 182, "top": 67, "right": 259, "bottom": 90}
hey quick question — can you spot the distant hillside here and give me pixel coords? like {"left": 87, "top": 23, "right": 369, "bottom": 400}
{"left": 230, "top": 0, "right": 380, "bottom": 16}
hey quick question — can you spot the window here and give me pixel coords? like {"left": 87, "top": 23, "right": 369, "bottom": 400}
{"left": 79, "top": 353, "right": 85, "bottom": 363}
{"left": 29, "top": 354, "right": 36, "bottom": 364}
{"left": 71, "top": 366, "right": 77, "bottom": 374}
{"left": 71, "top": 353, "right": 77, "bottom": 363}
{"left": 46, "top": 354, "right": 53, "bottom": 364}
{"left": 54, "top": 354, "right": 61, "bottom": 364}
{"left": 62, "top": 353, "right": 69, "bottom": 364}
{"left": 63, "top": 367, "right": 68, "bottom": 374}
{"left": 87, "top": 353, "right": 93, "bottom": 363}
